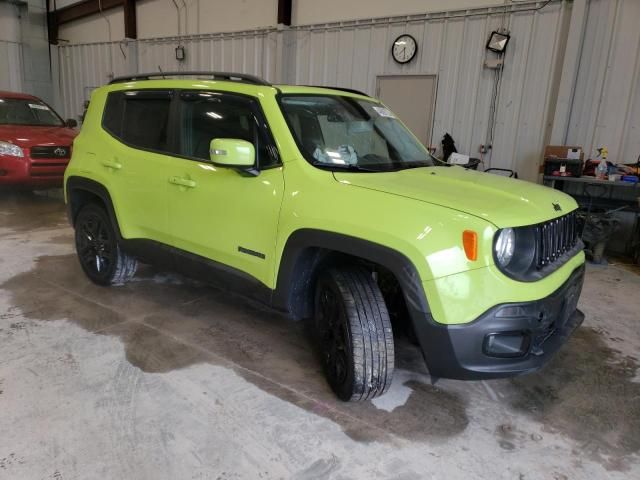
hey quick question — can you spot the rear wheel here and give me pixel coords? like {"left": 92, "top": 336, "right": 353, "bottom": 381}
{"left": 74, "top": 203, "right": 137, "bottom": 286}
{"left": 314, "top": 265, "right": 394, "bottom": 401}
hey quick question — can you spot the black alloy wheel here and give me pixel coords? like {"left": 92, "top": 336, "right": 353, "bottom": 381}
{"left": 74, "top": 203, "right": 137, "bottom": 286}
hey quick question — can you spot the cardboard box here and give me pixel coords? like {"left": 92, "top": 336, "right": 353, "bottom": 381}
{"left": 540, "top": 145, "right": 584, "bottom": 174}
{"left": 544, "top": 145, "right": 584, "bottom": 161}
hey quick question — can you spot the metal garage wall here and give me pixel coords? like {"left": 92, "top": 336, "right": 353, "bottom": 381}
{"left": 56, "top": 28, "right": 279, "bottom": 122}
{"left": 0, "top": 41, "right": 24, "bottom": 92}
{"left": 136, "top": 29, "right": 279, "bottom": 81}
{"left": 566, "top": 0, "right": 640, "bottom": 164}
{"left": 57, "top": 41, "right": 133, "bottom": 121}
{"left": 287, "top": 1, "right": 570, "bottom": 181}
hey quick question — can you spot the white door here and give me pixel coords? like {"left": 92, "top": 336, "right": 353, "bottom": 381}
{"left": 376, "top": 75, "right": 437, "bottom": 148}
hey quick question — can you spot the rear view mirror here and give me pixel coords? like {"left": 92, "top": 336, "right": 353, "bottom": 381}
{"left": 66, "top": 118, "right": 78, "bottom": 128}
{"left": 209, "top": 138, "right": 255, "bottom": 168}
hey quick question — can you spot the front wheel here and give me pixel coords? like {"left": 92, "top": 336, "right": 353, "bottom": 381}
{"left": 74, "top": 203, "right": 137, "bottom": 286}
{"left": 314, "top": 265, "right": 395, "bottom": 401}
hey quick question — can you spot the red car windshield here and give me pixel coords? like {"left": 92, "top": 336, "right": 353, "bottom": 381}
{"left": 0, "top": 98, "right": 64, "bottom": 127}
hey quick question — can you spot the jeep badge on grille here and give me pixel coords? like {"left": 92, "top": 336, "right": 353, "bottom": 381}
{"left": 54, "top": 147, "right": 66, "bottom": 157}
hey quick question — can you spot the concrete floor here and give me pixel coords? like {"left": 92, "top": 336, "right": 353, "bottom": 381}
{"left": 0, "top": 189, "right": 638, "bottom": 480}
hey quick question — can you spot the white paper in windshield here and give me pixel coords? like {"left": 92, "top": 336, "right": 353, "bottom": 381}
{"left": 372, "top": 106, "right": 395, "bottom": 118}
{"left": 28, "top": 103, "right": 50, "bottom": 110}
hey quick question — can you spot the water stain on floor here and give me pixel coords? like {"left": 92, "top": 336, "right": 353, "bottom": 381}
{"left": 3, "top": 243, "right": 639, "bottom": 466}
{"left": 500, "top": 327, "right": 640, "bottom": 471}
{"left": 2, "top": 253, "right": 468, "bottom": 443}
{"left": 0, "top": 190, "right": 67, "bottom": 233}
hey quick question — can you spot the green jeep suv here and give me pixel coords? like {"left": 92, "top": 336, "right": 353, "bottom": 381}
{"left": 64, "top": 72, "right": 585, "bottom": 402}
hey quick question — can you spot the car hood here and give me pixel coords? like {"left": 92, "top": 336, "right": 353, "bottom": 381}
{"left": 0, "top": 124, "right": 77, "bottom": 148}
{"left": 333, "top": 166, "right": 578, "bottom": 228}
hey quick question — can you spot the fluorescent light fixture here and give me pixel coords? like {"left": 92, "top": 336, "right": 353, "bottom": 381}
{"left": 206, "top": 112, "right": 222, "bottom": 119}
{"left": 486, "top": 31, "right": 511, "bottom": 54}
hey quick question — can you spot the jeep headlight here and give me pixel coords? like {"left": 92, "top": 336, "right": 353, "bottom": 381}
{"left": 0, "top": 141, "right": 24, "bottom": 157}
{"left": 494, "top": 228, "right": 515, "bottom": 267}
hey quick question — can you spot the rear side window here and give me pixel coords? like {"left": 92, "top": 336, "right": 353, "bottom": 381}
{"left": 102, "top": 93, "right": 124, "bottom": 136}
{"left": 102, "top": 90, "right": 172, "bottom": 153}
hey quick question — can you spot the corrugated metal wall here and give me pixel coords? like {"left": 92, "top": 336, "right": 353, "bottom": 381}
{"left": 566, "top": 0, "right": 640, "bottom": 164}
{"left": 0, "top": 41, "right": 23, "bottom": 92}
{"left": 55, "top": 0, "right": 640, "bottom": 181}
{"left": 57, "top": 41, "right": 135, "bottom": 122}
{"left": 136, "top": 30, "right": 279, "bottom": 79}
{"left": 56, "top": 29, "right": 279, "bottom": 124}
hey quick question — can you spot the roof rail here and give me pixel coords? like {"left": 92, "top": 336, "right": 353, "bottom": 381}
{"left": 303, "top": 85, "right": 371, "bottom": 97}
{"left": 109, "top": 71, "right": 271, "bottom": 86}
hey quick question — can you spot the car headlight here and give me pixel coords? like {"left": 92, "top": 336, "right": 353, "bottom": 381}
{"left": 0, "top": 141, "right": 24, "bottom": 157}
{"left": 494, "top": 228, "right": 515, "bottom": 266}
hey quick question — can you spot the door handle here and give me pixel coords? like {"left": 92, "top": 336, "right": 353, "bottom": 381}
{"left": 101, "top": 159, "right": 122, "bottom": 170}
{"left": 168, "top": 176, "right": 196, "bottom": 188}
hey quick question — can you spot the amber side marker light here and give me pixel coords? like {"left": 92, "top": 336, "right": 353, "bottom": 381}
{"left": 463, "top": 230, "right": 478, "bottom": 261}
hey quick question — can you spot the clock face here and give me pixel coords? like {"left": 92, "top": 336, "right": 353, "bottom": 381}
{"left": 392, "top": 34, "right": 418, "bottom": 64}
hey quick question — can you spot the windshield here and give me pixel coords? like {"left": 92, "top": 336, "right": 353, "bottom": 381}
{"left": 279, "top": 94, "right": 434, "bottom": 171}
{"left": 0, "top": 98, "right": 64, "bottom": 127}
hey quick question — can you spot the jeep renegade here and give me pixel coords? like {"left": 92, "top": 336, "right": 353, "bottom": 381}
{"left": 64, "top": 72, "right": 585, "bottom": 402}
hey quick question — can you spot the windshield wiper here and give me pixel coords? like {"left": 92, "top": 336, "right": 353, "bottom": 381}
{"left": 311, "top": 161, "right": 382, "bottom": 172}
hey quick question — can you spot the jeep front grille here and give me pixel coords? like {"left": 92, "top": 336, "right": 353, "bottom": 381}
{"left": 534, "top": 212, "right": 579, "bottom": 269}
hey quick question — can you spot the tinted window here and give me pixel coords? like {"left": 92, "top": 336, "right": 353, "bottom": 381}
{"left": 102, "top": 91, "right": 172, "bottom": 153}
{"left": 102, "top": 93, "right": 123, "bottom": 136}
{"left": 177, "top": 91, "right": 279, "bottom": 168}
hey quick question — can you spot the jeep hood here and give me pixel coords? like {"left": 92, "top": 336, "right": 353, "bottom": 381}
{"left": 333, "top": 166, "right": 577, "bottom": 228}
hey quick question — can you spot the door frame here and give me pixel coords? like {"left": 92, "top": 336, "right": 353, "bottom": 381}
{"left": 375, "top": 74, "right": 438, "bottom": 148}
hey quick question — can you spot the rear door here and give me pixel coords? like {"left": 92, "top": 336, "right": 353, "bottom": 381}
{"left": 166, "top": 90, "right": 284, "bottom": 287}
{"left": 101, "top": 90, "right": 174, "bottom": 243}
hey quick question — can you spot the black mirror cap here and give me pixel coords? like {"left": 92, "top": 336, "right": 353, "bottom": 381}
{"left": 66, "top": 118, "right": 78, "bottom": 128}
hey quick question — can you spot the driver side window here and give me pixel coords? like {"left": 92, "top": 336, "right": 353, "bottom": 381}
{"left": 177, "top": 91, "right": 279, "bottom": 168}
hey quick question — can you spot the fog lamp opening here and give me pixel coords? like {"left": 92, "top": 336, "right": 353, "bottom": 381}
{"left": 483, "top": 332, "right": 530, "bottom": 358}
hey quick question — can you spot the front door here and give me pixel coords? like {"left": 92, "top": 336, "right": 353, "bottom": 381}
{"left": 166, "top": 91, "right": 284, "bottom": 288}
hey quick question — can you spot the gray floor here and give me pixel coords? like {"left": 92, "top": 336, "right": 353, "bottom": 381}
{"left": 0, "top": 189, "right": 638, "bottom": 480}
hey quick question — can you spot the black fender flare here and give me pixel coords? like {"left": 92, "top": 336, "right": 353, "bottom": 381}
{"left": 272, "top": 229, "right": 430, "bottom": 320}
{"left": 65, "top": 176, "right": 123, "bottom": 240}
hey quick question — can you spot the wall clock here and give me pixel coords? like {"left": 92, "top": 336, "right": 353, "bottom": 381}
{"left": 392, "top": 34, "right": 418, "bottom": 64}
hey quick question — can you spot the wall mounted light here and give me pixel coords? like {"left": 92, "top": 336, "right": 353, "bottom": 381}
{"left": 175, "top": 45, "right": 186, "bottom": 61}
{"left": 486, "top": 31, "right": 511, "bottom": 54}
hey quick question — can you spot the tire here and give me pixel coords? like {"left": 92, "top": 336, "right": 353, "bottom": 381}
{"left": 314, "top": 265, "right": 394, "bottom": 401}
{"left": 74, "top": 203, "right": 137, "bottom": 286}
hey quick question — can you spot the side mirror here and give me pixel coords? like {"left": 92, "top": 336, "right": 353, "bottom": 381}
{"left": 66, "top": 118, "right": 78, "bottom": 128}
{"left": 209, "top": 138, "right": 255, "bottom": 168}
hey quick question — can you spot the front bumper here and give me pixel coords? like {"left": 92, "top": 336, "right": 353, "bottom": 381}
{"left": 0, "top": 152, "right": 68, "bottom": 187}
{"left": 413, "top": 264, "right": 585, "bottom": 380}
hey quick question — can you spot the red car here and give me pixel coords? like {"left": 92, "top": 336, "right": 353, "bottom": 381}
{"left": 0, "top": 91, "right": 78, "bottom": 188}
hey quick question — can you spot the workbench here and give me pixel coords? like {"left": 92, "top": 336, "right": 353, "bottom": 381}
{"left": 543, "top": 175, "right": 639, "bottom": 258}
